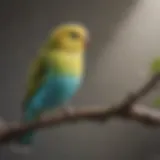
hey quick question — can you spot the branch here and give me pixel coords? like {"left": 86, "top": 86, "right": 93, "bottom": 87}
{"left": 0, "top": 74, "right": 160, "bottom": 144}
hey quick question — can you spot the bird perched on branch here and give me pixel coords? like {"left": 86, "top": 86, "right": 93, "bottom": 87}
{"left": 10, "top": 22, "right": 90, "bottom": 153}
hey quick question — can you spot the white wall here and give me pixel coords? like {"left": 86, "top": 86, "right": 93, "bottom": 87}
{"left": 79, "top": 0, "right": 160, "bottom": 106}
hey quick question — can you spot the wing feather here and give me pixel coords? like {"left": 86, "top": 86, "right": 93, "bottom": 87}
{"left": 22, "top": 54, "right": 46, "bottom": 110}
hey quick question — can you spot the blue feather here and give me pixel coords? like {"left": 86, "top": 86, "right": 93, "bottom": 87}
{"left": 19, "top": 74, "right": 82, "bottom": 145}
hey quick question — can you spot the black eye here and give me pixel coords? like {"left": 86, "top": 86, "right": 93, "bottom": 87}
{"left": 69, "top": 32, "right": 80, "bottom": 39}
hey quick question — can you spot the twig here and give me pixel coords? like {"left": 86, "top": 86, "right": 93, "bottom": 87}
{"left": 0, "top": 74, "right": 160, "bottom": 144}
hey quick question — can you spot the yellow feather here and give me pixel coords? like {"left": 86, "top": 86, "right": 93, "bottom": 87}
{"left": 47, "top": 50, "right": 84, "bottom": 76}
{"left": 22, "top": 54, "right": 46, "bottom": 109}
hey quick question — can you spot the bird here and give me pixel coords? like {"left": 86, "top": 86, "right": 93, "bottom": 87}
{"left": 10, "top": 22, "right": 90, "bottom": 154}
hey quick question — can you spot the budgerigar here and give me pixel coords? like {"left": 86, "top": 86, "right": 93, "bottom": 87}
{"left": 10, "top": 22, "right": 89, "bottom": 153}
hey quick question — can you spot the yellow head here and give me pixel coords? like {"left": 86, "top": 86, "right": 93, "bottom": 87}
{"left": 47, "top": 22, "right": 90, "bottom": 53}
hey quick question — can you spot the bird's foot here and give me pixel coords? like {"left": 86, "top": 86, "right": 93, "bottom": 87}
{"left": 61, "top": 107, "right": 79, "bottom": 124}
{"left": 62, "top": 106, "right": 75, "bottom": 117}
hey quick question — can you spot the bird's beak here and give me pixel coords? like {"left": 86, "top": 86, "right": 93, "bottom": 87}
{"left": 85, "top": 38, "right": 90, "bottom": 48}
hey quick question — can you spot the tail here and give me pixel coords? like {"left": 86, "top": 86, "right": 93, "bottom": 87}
{"left": 9, "top": 131, "right": 35, "bottom": 154}
{"left": 10, "top": 109, "right": 37, "bottom": 154}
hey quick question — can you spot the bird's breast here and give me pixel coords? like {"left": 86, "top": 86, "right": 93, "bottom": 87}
{"left": 48, "top": 52, "right": 84, "bottom": 77}
{"left": 46, "top": 75, "right": 82, "bottom": 94}
{"left": 39, "top": 74, "right": 82, "bottom": 107}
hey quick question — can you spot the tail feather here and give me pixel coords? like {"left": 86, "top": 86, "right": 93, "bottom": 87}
{"left": 9, "top": 130, "right": 34, "bottom": 154}
{"left": 0, "top": 116, "right": 31, "bottom": 154}
{"left": 10, "top": 101, "right": 40, "bottom": 154}
{"left": 10, "top": 105, "right": 38, "bottom": 154}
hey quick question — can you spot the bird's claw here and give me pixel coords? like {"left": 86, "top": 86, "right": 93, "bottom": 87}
{"left": 62, "top": 107, "right": 75, "bottom": 117}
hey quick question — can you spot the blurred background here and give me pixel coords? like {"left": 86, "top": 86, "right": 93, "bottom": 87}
{"left": 0, "top": 0, "right": 160, "bottom": 159}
